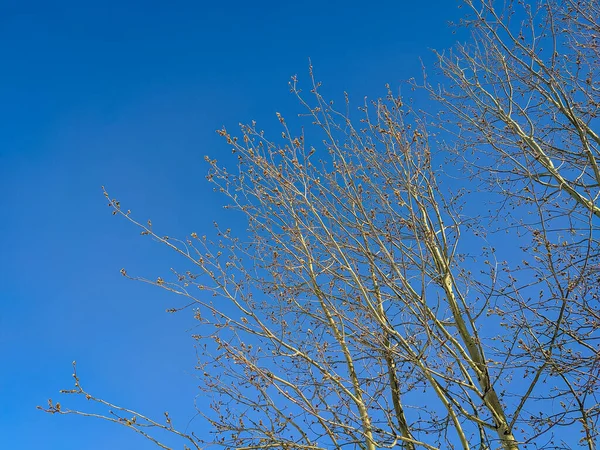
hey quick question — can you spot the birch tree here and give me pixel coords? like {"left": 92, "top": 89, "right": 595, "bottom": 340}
{"left": 43, "top": 1, "right": 598, "bottom": 449}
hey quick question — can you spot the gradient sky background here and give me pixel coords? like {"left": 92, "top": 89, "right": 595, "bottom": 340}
{"left": 0, "top": 1, "right": 466, "bottom": 448}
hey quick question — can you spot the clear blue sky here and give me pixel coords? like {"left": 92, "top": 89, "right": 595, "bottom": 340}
{"left": 0, "top": 1, "right": 463, "bottom": 448}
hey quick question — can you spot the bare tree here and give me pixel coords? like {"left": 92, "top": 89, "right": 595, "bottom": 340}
{"left": 42, "top": 1, "right": 598, "bottom": 449}
{"left": 423, "top": 0, "right": 600, "bottom": 446}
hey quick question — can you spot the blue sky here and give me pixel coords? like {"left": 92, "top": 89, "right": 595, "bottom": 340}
{"left": 0, "top": 1, "right": 464, "bottom": 448}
